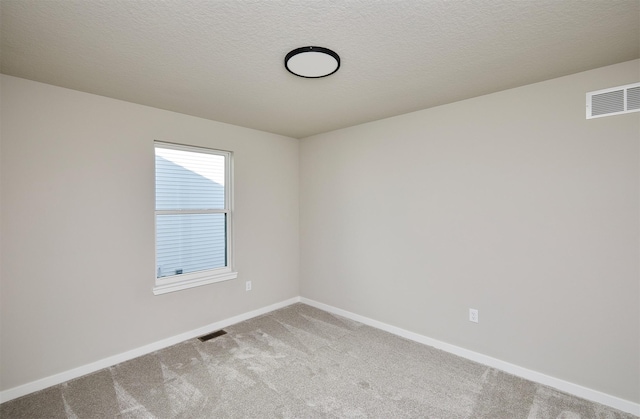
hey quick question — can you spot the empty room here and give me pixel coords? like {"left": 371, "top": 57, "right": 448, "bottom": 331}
{"left": 0, "top": 1, "right": 638, "bottom": 418}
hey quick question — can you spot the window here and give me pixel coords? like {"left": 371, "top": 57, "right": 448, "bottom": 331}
{"left": 153, "top": 142, "right": 236, "bottom": 295}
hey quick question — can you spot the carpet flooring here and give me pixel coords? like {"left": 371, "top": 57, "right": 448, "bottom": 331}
{"left": 0, "top": 303, "right": 636, "bottom": 418}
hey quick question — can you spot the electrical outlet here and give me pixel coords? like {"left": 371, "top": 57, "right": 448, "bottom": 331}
{"left": 469, "top": 308, "right": 479, "bottom": 323}
{"left": 245, "top": 281, "right": 252, "bottom": 291}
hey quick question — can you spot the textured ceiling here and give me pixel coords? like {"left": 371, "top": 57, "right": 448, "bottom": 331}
{"left": 1, "top": 1, "right": 638, "bottom": 139}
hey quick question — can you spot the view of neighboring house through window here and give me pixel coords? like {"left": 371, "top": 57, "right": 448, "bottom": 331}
{"left": 153, "top": 142, "right": 236, "bottom": 295}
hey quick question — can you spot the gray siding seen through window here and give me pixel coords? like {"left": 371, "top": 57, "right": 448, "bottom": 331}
{"left": 155, "top": 147, "right": 227, "bottom": 278}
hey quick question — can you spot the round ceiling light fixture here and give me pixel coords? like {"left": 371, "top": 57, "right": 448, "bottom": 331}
{"left": 285, "top": 46, "right": 340, "bottom": 78}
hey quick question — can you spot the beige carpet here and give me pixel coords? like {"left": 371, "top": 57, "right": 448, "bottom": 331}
{"left": 1, "top": 303, "right": 636, "bottom": 418}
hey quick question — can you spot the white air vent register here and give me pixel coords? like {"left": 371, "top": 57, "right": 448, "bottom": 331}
{"left": 586, "top": 82, "right": 640, "bottom": 119}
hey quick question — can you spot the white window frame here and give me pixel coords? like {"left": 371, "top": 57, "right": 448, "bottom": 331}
{"left": 153, "top": 141, "right": 237, "bottom": 295}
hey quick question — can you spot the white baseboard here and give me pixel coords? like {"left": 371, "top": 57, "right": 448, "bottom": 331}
{"left": 3, "top": 296, "right": 638, "bottom": 416}
{"left": 300, "top": 297, "right": 640, "bottom": 417}
{"left": 0, "top": 296, "right": 301, "bottom": 404}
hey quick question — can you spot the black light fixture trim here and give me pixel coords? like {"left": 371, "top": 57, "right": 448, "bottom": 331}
{"left": 284, "top": 46, "right": 341, "bottom": 78}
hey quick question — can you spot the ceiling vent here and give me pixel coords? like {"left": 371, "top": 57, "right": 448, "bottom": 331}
{"left": 586, "top": 82, "right": 640, "bottom": 119}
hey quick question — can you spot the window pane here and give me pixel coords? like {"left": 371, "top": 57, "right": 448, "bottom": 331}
{"left": 156, "top": 213, "right": 226, "bottom": 278}
{"left": 155, "top": 147, "right": 225, "bottom": 210}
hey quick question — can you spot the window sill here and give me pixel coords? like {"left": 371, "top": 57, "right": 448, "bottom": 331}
{"left": 153, "top": 271, "right": 238, "bottom": 295}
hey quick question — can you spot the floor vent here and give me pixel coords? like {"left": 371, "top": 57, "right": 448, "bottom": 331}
{"left": 198, "top": 329, "right": 227, "bottom": 342}
{"left": 586, "top": 82, "right": 640, "bottom": 119}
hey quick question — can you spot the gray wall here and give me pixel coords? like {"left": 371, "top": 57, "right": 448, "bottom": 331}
{"left": 299, "top": 60, "right": 640, "bottom": 402}
{"left": 2, "top": 60, "right": 639, "bottom": 404}
{"left": 0, "top": 75, "right": 300, "bottom": 390}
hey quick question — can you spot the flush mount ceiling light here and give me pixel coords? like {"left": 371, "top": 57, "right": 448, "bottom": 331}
{"left": 285, "top": 46, "right": 340, "bottom": 78}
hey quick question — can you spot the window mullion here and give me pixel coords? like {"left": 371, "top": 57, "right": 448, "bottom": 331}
{"left": 156, "top": 209, "right": 228, "bottom": 215}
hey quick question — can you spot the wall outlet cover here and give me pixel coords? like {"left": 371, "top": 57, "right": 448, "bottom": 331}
{"left": 469, "top": 308, "right": 479, "bottom": 323}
